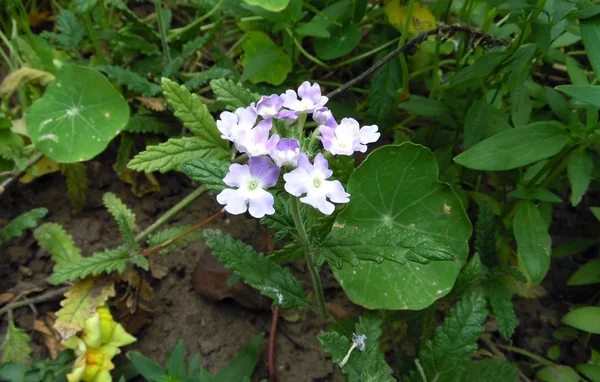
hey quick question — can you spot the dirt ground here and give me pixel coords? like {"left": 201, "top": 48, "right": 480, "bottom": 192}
{"left": 1, "top": 148, "right": 598, "bottom": 381}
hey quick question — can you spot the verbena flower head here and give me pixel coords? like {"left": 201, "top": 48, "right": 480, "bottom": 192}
{"left": 283, "top": 153, "right": 350, "bottom": 215}
{"left": 279, "top": 81, "right": 328, "bottom": 118}
{"left": 215, "top": 81, "right": 379, "bottom": 218}
{"left": 270, "top": 138, "right": 300, "bottom": 167}
{"left": 352, "top": 333, "right": 367, "bottom": 352}
{"left": 217, "top": 156, "right": 280, "bottom": 218}
{"left": 319, "top": 117, "right": 380, "bottom": 156}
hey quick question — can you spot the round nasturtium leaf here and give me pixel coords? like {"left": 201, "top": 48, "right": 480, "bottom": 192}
{"left": 26, "top": 64, "right": 130, "bottom": 163}
{"left": 331, "top": 143, "right": 472, "bottom": 310}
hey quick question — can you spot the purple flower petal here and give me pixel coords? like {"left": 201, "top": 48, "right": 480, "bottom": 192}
{"left": 249, "top": 156, "right": 280, "bottom": 188}
{"left": 270, "top": 138, "right": 300, "bottom": 167}
{"left": 256, "top": 94, "right": 284, "bottom": 119}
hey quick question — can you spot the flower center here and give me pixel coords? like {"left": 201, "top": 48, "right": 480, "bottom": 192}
{"left": 248, "top": 180, "right": 259, "bottom": 190}
{"left": 313, "top": 178, "right": 322, "bottom": 188}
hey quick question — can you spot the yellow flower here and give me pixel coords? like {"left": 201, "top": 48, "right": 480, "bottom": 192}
{"left": 63, "top": 306, "right": 136, "bottom": 382}
{"left": 385, "top": 0, "right": 436, "bottom": 35}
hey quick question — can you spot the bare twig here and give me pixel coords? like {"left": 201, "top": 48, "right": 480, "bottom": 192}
{"left": 268, "top": 305, "right": 280, "bottom": 382}
{"left": 0, "top": 286, "right": 68, "bottom": 316}
{"left": 325, "top": 24, "right": 508, "bottom": 99}
{"left": 0, "top": 152, "right": 44, "bottom": 197}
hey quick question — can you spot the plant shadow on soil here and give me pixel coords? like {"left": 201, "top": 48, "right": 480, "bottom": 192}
{"left": 1, "top": 148, "right": 600, "bottom": 381}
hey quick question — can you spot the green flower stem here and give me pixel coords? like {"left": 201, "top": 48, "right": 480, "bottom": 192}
{"left": 84, "top": 12, "right": 106, "bottom": 65}
{"left": 296, "top": 112, "right": 308, "bottom": 145}
{"left": 135, "top": 185, "right": 207, "bottom": 242}
{"left": 168, "top": 0, "right": 223, "bottom": 41}
{"left": 155, "top": 1, "right": 172, "bottom": 63}
{"left": 291, "top": 197, "right": 327, "bottom": 318}
{"left": 497, "top": 344, "right": 555, "bottom": 367}
{"left": 285, "top": 28, "right": 331, "bottom": 70}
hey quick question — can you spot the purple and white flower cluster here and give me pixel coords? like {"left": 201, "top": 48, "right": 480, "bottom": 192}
{"left": 215, "top": 81, "right": 380, "bottom": 218}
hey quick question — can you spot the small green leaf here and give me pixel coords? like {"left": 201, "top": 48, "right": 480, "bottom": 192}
{"left": 483, "top": 279, "right": 517, "bottom": 339}
{"left": 179, "top": 157, "right": 230, "bottom": 192}
{"left": 0, "top": 208, "right": 47, "bottom": 242}
{"left": 319, "top": 225, "right": 454, "bottom": 268}
{"left": 261, "top": 193, "right": 306, "bottom": 242}
{"left": 408, "top": 290, "right": 488, "bottom": 381}
{"left": 568, "top": 258, "right": 600, "bottom": 285}
{"left": 399, "top": 95, "right": 450, "bottom": 117}
{"left": 61, "top": 162, "right": 88, "bottom": 214}
{"left": 450, "top": 52, "right": 507, "bottom": 88}
{"left": 314, "top": 24, "right": 362, "bottom": 60}
{"left": 41, "top": 10, "right": 85, "bottom": 49}
{"left": 318, "top": 312, "right": 394, "bottom": 382}
{"left": 450, "top": 254, "right": 483, "bottom": 298}
{"left": 210, "top": 79, "right": 259, "bottom": 110}
{"left": 552, "top": 237, "right": 597, "bottom": 258}
{"left": 34, "top": 223, "right": 82, "bottom": 269}
{"left": 537, "top": 366, "right": 582, "bottom": 382}
{"left": 454, "top": 122, "right": 570, "bottom": 171}
{"left": 563, "top": 306, "right": 600, "bottom": 334}
{"left": 100, "top": 66, "right": 161, "bottom": 97}
{"left": 202, "top": 229, "right": 307, "bottom": 309}
{"left": 1, "top": 322, "right": 31, "bottom": 365}
{"left": 128, "top": 352, "right": 168, "bottom": 381}
{"left": 214, "top": 333, "right": 264, "bottom": 381}
{"left": 26, "top": 65, "right": 130, "bottom": 163}
{"left": 367, "top": 47, "right": 402, "bottom": 128}
{"left": 463, "top": 101, "right": 511, "bottom": 150}
{"left": 475, "top": 203, "right": 498, "bottom": 267}
{"left": 556, "top": 84, "right": 600, "bottom": 108}
{"left": 161, "top": 78, "right": 228, "bottom": 156}
{"left": 545, "top": 87, "right": 571, "bottom": 123}
{"left": 576, "top": 364, "right": 600, "bottom": 382}
{"left": 567, "top": 148, "right": 593, "bottom": 206}
{"left": 167, "top": 340, "right": 185, "bottom": 378}
{"left": 128, "top": 136, "right": 225, "bottom": 173}
{"left": 184, "top": 68, "right": 232, "bottom": 91}
{"left": 580, "top": 14, "right": 600, "bottom": 79}
{"left": 565, "top": 56, "right": 589, "bottom": 85}
{"left": 103, "top": 192, "right": 138, "bottom": 254}
{"left": 243, "top": 0, "right": 289, "bottom": 12}
{"left": 48, "top": 248, "right": 129, "bottom": 284}
{"left": 74, "top": 0, "right": 98, "bottom": 13}
{"left": 514, "top": 201, "right": 552, "bottom": 284}
{"left": 241, "top": 32, "right": 291, "bottom": 85}
{"left": 147, "top": 225, "right": 203, "bottom": 254}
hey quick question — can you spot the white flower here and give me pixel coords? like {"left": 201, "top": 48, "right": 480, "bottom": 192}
{"left": 216, "top": 106, "right": 257, "bottom": 145}
{"left": 216, "top": 157, "right": 280, "bottom": 218}
{"left": 283, "top": 153, "right": 349, "bottom": 215}
{"left": 319, "top": 118, "right": 380, "bottom": 156}
{"left": 236, "top": 120, "right": 280, "bottom": 157}
{"left": 278, "top": 81, "right": 328, "bottom": 118}
{"left": 270, "top": 138, "right": 300, "bottom": 167}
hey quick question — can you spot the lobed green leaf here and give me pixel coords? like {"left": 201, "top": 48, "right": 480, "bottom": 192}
{"left": 210, "top": 79, "right": 260, "bottom": 110}
{"left": 34, "top": 223, "right": 82, "bottom": 269}
{"left": 179, "top": 157, "right": 230, "bottom": 192}
{"left": 1, "top": 208, "right": 48, "bottom": 242}
{"left": 48, "top": 248, "right": 130, "bottom": 284}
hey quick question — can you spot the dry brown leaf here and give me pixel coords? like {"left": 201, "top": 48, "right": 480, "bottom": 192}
{"left": 149, "top": 261, "right": 168, "bottom": 279}
{"left": 0, "top": 293, "right": 15, "bottom": 305}
{"left": 135, "top": 97, "right": 166, "bottom": 112}
{"left": 118, "top": 269, "right": 154, "bottom": 302}
{"left": 0, "top": 67, "right": 55, "bottom": 98}
{"left": 34, "top": 314, "right": 64, "bottom": 359}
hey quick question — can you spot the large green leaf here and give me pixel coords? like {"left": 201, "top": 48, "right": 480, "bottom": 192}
{"left": 179, "top": 157, "right": 229, "bottom": 192}
{"left": 314, "top": 24, "right": 362, "bottom": 60}
{"left": 513, "top": 201, "right": 551, "bottom": 284}
{"left": 331, "top": 143, "right": 472, "bottom": 310}
{"left": 556, "top": 84, "right": 600, "bottom": 108}
{"left": 580, "top": 13, "right": 600, "bottom": 79}
{"left": 562, "top": 306, "right": 600, "bottom": 334}
{"left": 1, "top": 322, "right": 31, "bottom": 364}
{"left": 26, "top": 65, "right": 130, "bottom": 163}
{"left": 241, "top": 32, "right": 291, "bottom": 85}
{"left": 243, "top": 0, "right": 289, "bottom": 12}
{"left": 454, "top": 122, "right": 570, "bottom": 171}
{"left": 567, "top": 148, "right": 593, "bottom": 206}
{"left": 568, "top": 258, "right": 600, "bottom": 285}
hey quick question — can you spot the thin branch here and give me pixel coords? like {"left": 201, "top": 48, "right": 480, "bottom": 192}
{"left": 325, "top": 24, "right": 508, "bottom": 99}
{"left": 0, "top": 152, "right": 43, "bottom": 197}
{"left": 0, "top": 286, "right": 68, "bottom": 316}
{"left": 268, "top": 305, "right": 280, "bottom": 382}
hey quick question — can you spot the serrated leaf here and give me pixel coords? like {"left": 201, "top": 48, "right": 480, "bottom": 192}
{"left": 184, "top": 68, "right": 232, "bottom": 91}
{"left": 179, "top": 157, "right": 229, "bottom": 191}
{"left": 483, "top": 279, "right": 517, "bottom": 339}
{"left": 514, "top": 201, "right": 551, "bottom": 284}
{"left": 450, "top": 254, "right": 483, "bottom": 297}
{"left": 460, "top": 360, "right": 519, "bottom": 382}
{"left": 210, "top": 79, "right": 260, "bottom": 110}
{"left": 567, "top": 148, "right": 593, "bottom": 206}
{"left": 41, "top": 10, "right": 85, "bottom": 49}
{"left": 48, "top": 248, "right": 130, "bottom": 284}
{"left": 103, "top": 193, "right": 138, "bottom": 254}
{"left": 408, "top": 290, "right": 488, "bottom": 382}
{"left": 260, "top": 193, "right": 305, "bottom": 242}
{"left": 0, "top": 208, "right": 47, "bottom": 242}
{"left": 319, "top": 225, "right": 454, "bottom": 268}
{"left": 367, "top": 48, "right": 401, "bottom": 128}
{"left": 161, "top": 78, "right": 228, "bottom": 154}
{"left": 318, "top": 312, "right": 394, "bottom": 382}
{"left": 202, "top": 229, "right": 307, "bottom": 309}
{"left": 61, "top": 163, "right": 88, "bottom": 214}
{"left": 125, "top": 115, "right": 174, "bottom": 135}
{"left": 147, "top": 225, "right": 203, "bottom": 254}
{"left": 100, "top": 66, "right": 161, "bottom": 97}
{"left": 75, "top": 0, "right": 98, "bottom": 13}
{"left": 475, "top": 203, "right": 498, "bottom": 267}
{"left": 26, "top": 65, "right": 130, "bottom": 163}
{"left": 55, "top": 277, "right": 115, "bottom": 339}
{"left": 34, "top": 223, "right": 82, "bottom": 270}
{"left": 128, "top": 136, "right": 227, "bottom": 173}
{"left": 1, "top": 322, "right": 31, "bottom": 364}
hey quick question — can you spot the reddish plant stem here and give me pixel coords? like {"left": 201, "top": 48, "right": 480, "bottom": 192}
{"left": 141, "top": 208, "right": 224, "bottom": 256}
{"left": 268, "top": 305, "right": 280, "bottom": 382}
